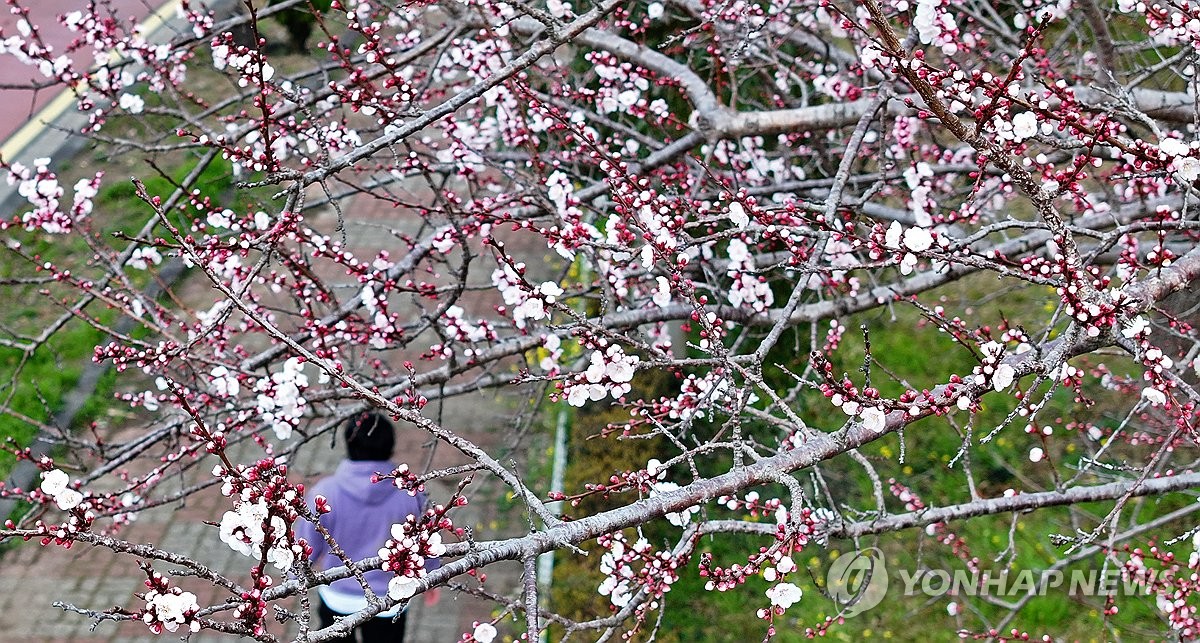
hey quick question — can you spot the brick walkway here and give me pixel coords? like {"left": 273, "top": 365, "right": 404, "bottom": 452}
{"left": 0, "top": 386, "right": 523, "bottom": 642}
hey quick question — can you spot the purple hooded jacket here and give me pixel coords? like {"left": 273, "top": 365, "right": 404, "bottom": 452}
{"left": 297, "top": 460, "right": 441, "bottom": 612}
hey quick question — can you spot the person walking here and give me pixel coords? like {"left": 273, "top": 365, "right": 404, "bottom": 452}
{"left": 297, "top": 412, "right": 440, "bottom": 642}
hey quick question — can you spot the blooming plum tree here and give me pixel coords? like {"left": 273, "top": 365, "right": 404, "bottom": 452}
{"left": 1, "top": 0, "right": 1200, "bottom": 639}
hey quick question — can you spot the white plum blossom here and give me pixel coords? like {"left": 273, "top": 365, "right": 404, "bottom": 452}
{"left": 119, "top": 92, "right": 145, "bottom": 113}
{"left": 388, "top": 575, "right": 420, "bottom": 600}
{"left": 1029, "top": 447, "right": 1045, "bottom": 463}
{"left": 1123, "top": 316, "right": 1150, "bottom": 338}
{"left": 40, "top": 468, "right": 69, "bottom": 496}
{"left": 473, "top": 623, "right": 498, "bottom": 643}
{"left": 1159, "top": 137, "right": 1191, "bottom": 159}
{"left": 206, "top": 208, "right": 233, "bottom": 229}
{"left": 598, "top": 572, "right": 633, "bottom": 608}
{"left": 209, "top": 366, "right": 240, "bottom": 397}
{"left": 913, "top": 0, "right": 959, "bottom": 54}
{"left": 1011, "top": 112, "right": 1039, "bottom": 141}
{"left": 1159, "top": 136, "right": 1200, "bottom": 180}
{"left": 491, "top": 266, "right": 564, "bottom": 328}
{"left": 886, "top": 223, "right": 934, "bottom": 275}
{"left": 1143, "top": 387, "right": 1168, "bottom": 406}
{"left": 538, "top": 334, "right": 564, "bottom": 372}
{"left": 546, "top": 171, "right": 573, "bottom": 213}
{"left": 566, "top": 382, "right": 606, "bottom": 406}
{"left": 765, "top": 582, "right": 804, "bottom": 610}
{"left": 728, "top": 201, "right": 749, "bottom": 228}
{"left": 441, "top": 306, "right": 493, "bottom": 345}
{"left": 128, "top": 247, "right": 162, "bottom": 270}
{"left": 992, "top": 363, "right": 1016, "bottom": 391}
{"left": 726, "top": 238, "right": 774, "bottom": 311}
{"left": 860, "top": 406, "right": 887, "bottom": 433}
{"left": 1174, "top": 156, "right": 1200, "bottom": 182}
{"left": 538, "top": 281, "right": 564, "bottom": 302}
{"left": 218, "top": 501, "right": 269, "bottom": 556}
{"left": 885, "top": 220, "right": 903, "bottom": 249}
{"left": 55, "top": 488, "right": 83, "bottom": 511}
{"left": 902, "top": 226, "right": 934, "bottom": 252}
{"left": 652, "top": 275, "right": 672, "bottom": 307}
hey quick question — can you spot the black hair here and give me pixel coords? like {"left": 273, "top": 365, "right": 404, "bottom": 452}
{"left": 343, "top": 412, "right": 396, "bottom": 461}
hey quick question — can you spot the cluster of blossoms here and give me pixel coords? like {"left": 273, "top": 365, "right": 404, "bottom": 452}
{"left": 215, "top": 461, "right": 305, "bottom": 571}
{"left": 882, "top": 220, "right": 937, "bottom": 275}
{"left": 208, "top": 365, "right": 241, "bottom": 399}
{"left": 142, "top": 574, "right": 200, "bottom": 634}
{"left": 596, "top": 531, "right": 681, "bottom": 611}
{"left": 1122, "top": 0, "right": 1200, "bottom": 51}
{"left": 816, "top": 366, "right": 890, "bottom": 433}
{"left": 377, "top": 467, "right": 458, "bottom": 601}
{"left": 564, "top": 343, "right": 640, "bottom": 407}
{"left": 995, "top": 109, "right": 1049, "bottom": 144}
{"left": 254, "top": 357, "right": 309, "bottom": 440}
{"left": 699, "top": 507, "right": 820, "bottom": 596}
{"left": 379, "top": 511, "right": 452, "bottom": 601}
{"left": 1054, "top": 261, "right": 1122, "bottom": 340}
{"left": 440, "top": 305, "right": 497, "bottom": 346}
{"left": 210, "top": 39, "right": 275, "bottom": 87}
{"left": 380, "top": 521, "right": 448, "bottom": 600}
{"left": 632, "top": 370, "right": 758, "bottom": 426}
{"left": 1156, "top": 137, "right": 1200, "bottom": 182}
{"left": 1122, "top": 536, "right": 1200, "bottom": 637}
{"left": 492, "top": 264, "right": 564, "bottom": 328}
{"left": 912, "top": 0, "right": 961, "bottom": 55}
{"left": 5, "top": 159, "right": 101, "bottom": 234}
{"left": 39, "top": 468, "right": 84, "bottom": 511}
{"left": 359, "top": 284, "right": 400, "bottom": 351}
{"left": 217, "top": 498, "right": 301, "bottom": 571}
{"left": 1121, "top": 314, "right": 1179, "bottom": 407}
{"left": 725, "top": 238, "right": 774, "bottom": 312}
{"left": 127, "top": 246, "right": 163, "bottom": 270}
{"left": 0, "top": 19, "right": 70, "bottom": 80}
{"left": 716, "top": 490, "right": 787, "bottom": 526}
{"left": 971, "top": 341, "right": 1019, "bottom": 397}
{"left": 825, "top": 387, "right": 888, "bottom": 433}
{"left": 536, "top": 333, "right": 566, "bottom": 373}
